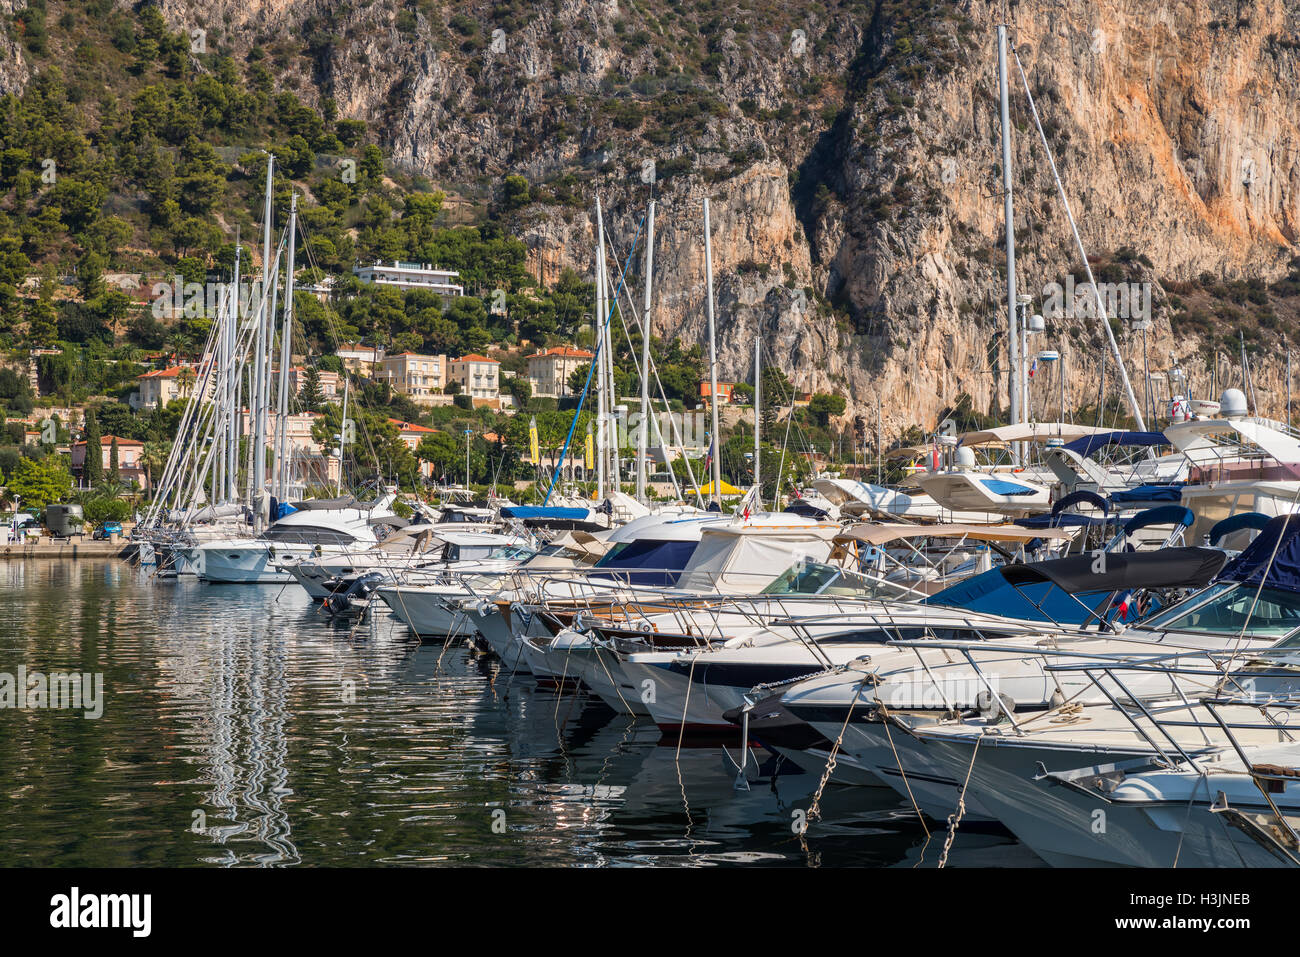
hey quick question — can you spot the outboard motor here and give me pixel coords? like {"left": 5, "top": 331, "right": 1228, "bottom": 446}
{"left": 325, "top": 572, "right": 387, "bottom": 617}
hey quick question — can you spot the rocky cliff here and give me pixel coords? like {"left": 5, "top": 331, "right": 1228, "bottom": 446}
{"left": 56, "top": 0, "right": 1300, "bottom": 437}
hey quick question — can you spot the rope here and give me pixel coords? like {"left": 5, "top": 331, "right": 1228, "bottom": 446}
{"left": 673, "top": 653, "right": 701, "bottom": 761}
{"left": 936, "top": 732, "right": 983, "bottom": 868}
{"left": 878, "top": 702, "right": 931, "bottom": 837}
{"left": 807, "top": 673, "right": 871, "bottom": 823}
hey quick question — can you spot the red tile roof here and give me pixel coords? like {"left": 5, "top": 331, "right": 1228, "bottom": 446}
{"left": 453, "top": 354, "right": 499, "bottom": 364}
{"left": 387, "top": 419, "right": 437, "bottom": 433}
{"left": 73, "top": 434, "right": 144, "bottom": 448}
{"left": 530, "top": 346, "right": 594, "bottom": 360}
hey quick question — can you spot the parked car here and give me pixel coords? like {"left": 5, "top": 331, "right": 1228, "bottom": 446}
{"left": 92, "top": 521, "right": 123, "bottom": 541}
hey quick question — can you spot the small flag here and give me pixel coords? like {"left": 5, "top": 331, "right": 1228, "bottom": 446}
{"left": 1117, "top": 590, "right": 1132, "bottom": 620}
{"left": 1028, "top": 357, "right": 1039, "bottom": 379}
{"left": 528, "top": 416, "right": 540, "bottom": 466}
{"left": 703, "top": 434, "right": 714, "bottom": 472}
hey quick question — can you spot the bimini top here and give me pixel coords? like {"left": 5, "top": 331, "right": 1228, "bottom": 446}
{"left": 924, "top": 547, "right": 1224, "bottom": 625}
{"left": 836, "top": 523, "right": 1073, "bottom": 546}
{"left": 1108, "top": 483, "right": 1184, "bottom": 505}
{"left": 1000, "top": 546, "right": 1227, "bottom": 594}
{"left": 1015, "top": 490, "right": 1112, "bottom": 529}
{"left": 957, "top": 423, "right": 1111, "bottom": 447}
{"left": 1216, "top": 514, "right": 1300, "bottom": 595}
{"left": 1061, "top": 431, "right": 1167, "bottom": 457}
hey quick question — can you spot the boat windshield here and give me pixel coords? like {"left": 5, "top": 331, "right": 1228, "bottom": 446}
{"left": 1136, "top": 581, "right": 1300, "bottom": 639}
{"left": 487, "top": 545, "right": 535, "bottom": 561}
{"left": 761, "top": 561, "right": 918, "bottom": 599}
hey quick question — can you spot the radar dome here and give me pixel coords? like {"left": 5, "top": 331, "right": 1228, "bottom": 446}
{"left": 1219, "top": 388, "right": 1247, "bottom": 418}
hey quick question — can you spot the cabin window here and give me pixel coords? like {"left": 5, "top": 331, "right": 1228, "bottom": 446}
{"left": 1140, "top": 582, "right": 1300, "bottom": 639}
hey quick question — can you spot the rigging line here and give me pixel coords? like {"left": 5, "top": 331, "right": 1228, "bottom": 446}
{"left": 541, "top": 211, "right": 646, "bottom": 504}
{"left": 294, "top": 214, "right": 384, "bottom": 485}
{"left": 600, "top": 223, "right": 702, "bottom": 506}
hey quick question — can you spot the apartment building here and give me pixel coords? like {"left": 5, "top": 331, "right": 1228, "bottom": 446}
{"left": 377, "top": 352, "right": 448, "bottom": 405}
{"left": 449, "top": 354, "right": 500, "bottom": 402}
{"left": 527, "top": 346, "right": 594, "bottom": 399}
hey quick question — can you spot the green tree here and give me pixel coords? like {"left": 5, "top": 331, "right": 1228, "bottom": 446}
{"left": 81, "top": 408, "right": 102, "bottom": 488}
{"left": 808, "top": 392, "right": 846, "bottom": 427}
{"left": 8, "top": 455, "right": 72, "bottom": 510}
{"left": 108, "top": 436, "right": 120, "bottom": 483}
{"left": 298, "top": 366, "right": 324, "bottom": 412}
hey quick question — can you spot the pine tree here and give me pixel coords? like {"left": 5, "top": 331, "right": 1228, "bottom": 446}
{"left": 82, "top": 409, "right": 102, "bottom": 488}
{"left": 109, "top": 436, "right": 120, "bottom": 483}
{"left": 298, "top": 366, "right": 324, "bottom": 412}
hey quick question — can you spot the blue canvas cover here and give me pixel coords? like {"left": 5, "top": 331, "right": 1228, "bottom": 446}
{"left": 1122, "top": 505, "right": 1194, "bottom": 535}
{"left": 981, "top": 478, "right": 1038, "bottom": 496}
{"left": 1108, "top": 484, "right": 1184, "bottom": 505}
{"left": 590, "top": 539, "right": 700, "bottom": 586}
{"left": 1216, "top": 514, "right": 1300, "bottom": 595}
{"left": 500, "top": 506, "right": 592, "bottom": 521}
{"left": 1209, "top": 511, "right": 1271, "bottom": 546}
{"left": 924, "top": 568, "right": 1111, "bottom": 624}
{"left": 1053, "top": 489, "right": 1109, "bottom": 516}
{"left": 1061, "top": 431, "right": 1167, "bottom": 457}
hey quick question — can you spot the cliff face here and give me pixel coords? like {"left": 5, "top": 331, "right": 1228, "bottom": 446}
{"left": 44, "top": 0, "right": 1300, "bottom": 435}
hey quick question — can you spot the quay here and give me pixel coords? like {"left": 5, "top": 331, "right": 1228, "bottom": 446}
{"left": 0, "top": 540, "right": 133, "bottom": 560}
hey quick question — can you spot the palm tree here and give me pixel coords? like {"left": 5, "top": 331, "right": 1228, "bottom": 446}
{"left": 141, "top": 441, "right": 166, "bottom": 491}
{"left": 177, "top": 366, "right": 196, "bottom": 398}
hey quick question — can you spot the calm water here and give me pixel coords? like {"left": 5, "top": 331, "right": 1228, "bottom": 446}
{"left": 0, "top": 560, "right": 1043, "bottom": 867}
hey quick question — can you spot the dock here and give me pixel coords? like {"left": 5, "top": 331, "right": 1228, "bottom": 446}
{"left": 0, "top": 540, "right": 133, "bottom": 559}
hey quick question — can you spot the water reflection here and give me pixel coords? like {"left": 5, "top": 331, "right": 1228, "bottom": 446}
{"left": 0, "top": 560, "right": 1045, "bottom": 867}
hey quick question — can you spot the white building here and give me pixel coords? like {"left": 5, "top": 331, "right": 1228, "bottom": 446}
{"left": 528, "top": 345, "right": 594, "bottom": 398}
{"left": 353, "top": 261, "right": 464, "bottom": 297}
{"left": 449, "top": 354, "right": 500, "bottom": 402}
{"left": 335, "top": 342, "right": 385, "bottom": 373}
{"left": 377, "top": 352, "right": 448, "bottom": 406}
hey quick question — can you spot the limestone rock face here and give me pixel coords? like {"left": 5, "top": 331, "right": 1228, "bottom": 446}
{"left": 131, "top": 0, "right": 1300, "bottom": 436}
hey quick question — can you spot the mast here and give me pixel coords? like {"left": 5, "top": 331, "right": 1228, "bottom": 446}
{"left": 337, "top": 372, "right": 349, "bottom": 496}
{"left": 226, "top": 242, "right": 241, "bottom": 504}
{"left": 253, "top": 154, "right": 274, "bottom": 526}
{"left": 1011, "top": 41, "right": 1146, "bottom": 432}
{"left": 703, "top": 197, "right": 722, "bottom": 507}
{"left": 753, "top": 335, "right": 761, "bottom": 506}
{"left": 636, "top": 201, "right": 655, "bottom": 504}
{"left": 594, "top": 199, "right": 608, "bottom": 500}
{"left": 214, "top": 283, "right": 227, "bottom": 503}
{"left": 275, "top": 194, "right": 298, "bottom": 502}
{"left": 997, "top": 24, "right": 1021, "bottom": 465}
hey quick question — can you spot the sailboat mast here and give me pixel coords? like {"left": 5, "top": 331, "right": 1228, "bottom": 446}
{"left": 703, "top": 197, "right": 722, "bottom": 507}
{"left": 753, "top": 335, "right": 761, "bottom": 506}
{"left": 337, "top": 372, "right": 349, "bottom": 496}
{"left": 594, "top": 199, "right": 608, "bottom": 500}
{"left": 997, "top": 24, "right": 1021, "bottom": 466}
{"left": 253, "top": 154, "right": 273, "bottom": 526}
{"left": 275, "top": 194, "right": 298, "bottom": 501}
{"left": 636, "top": 201, "right": 655, "bottom": 504}
{"left": 226, "top": 243, "right": 241, "bottom": 504}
